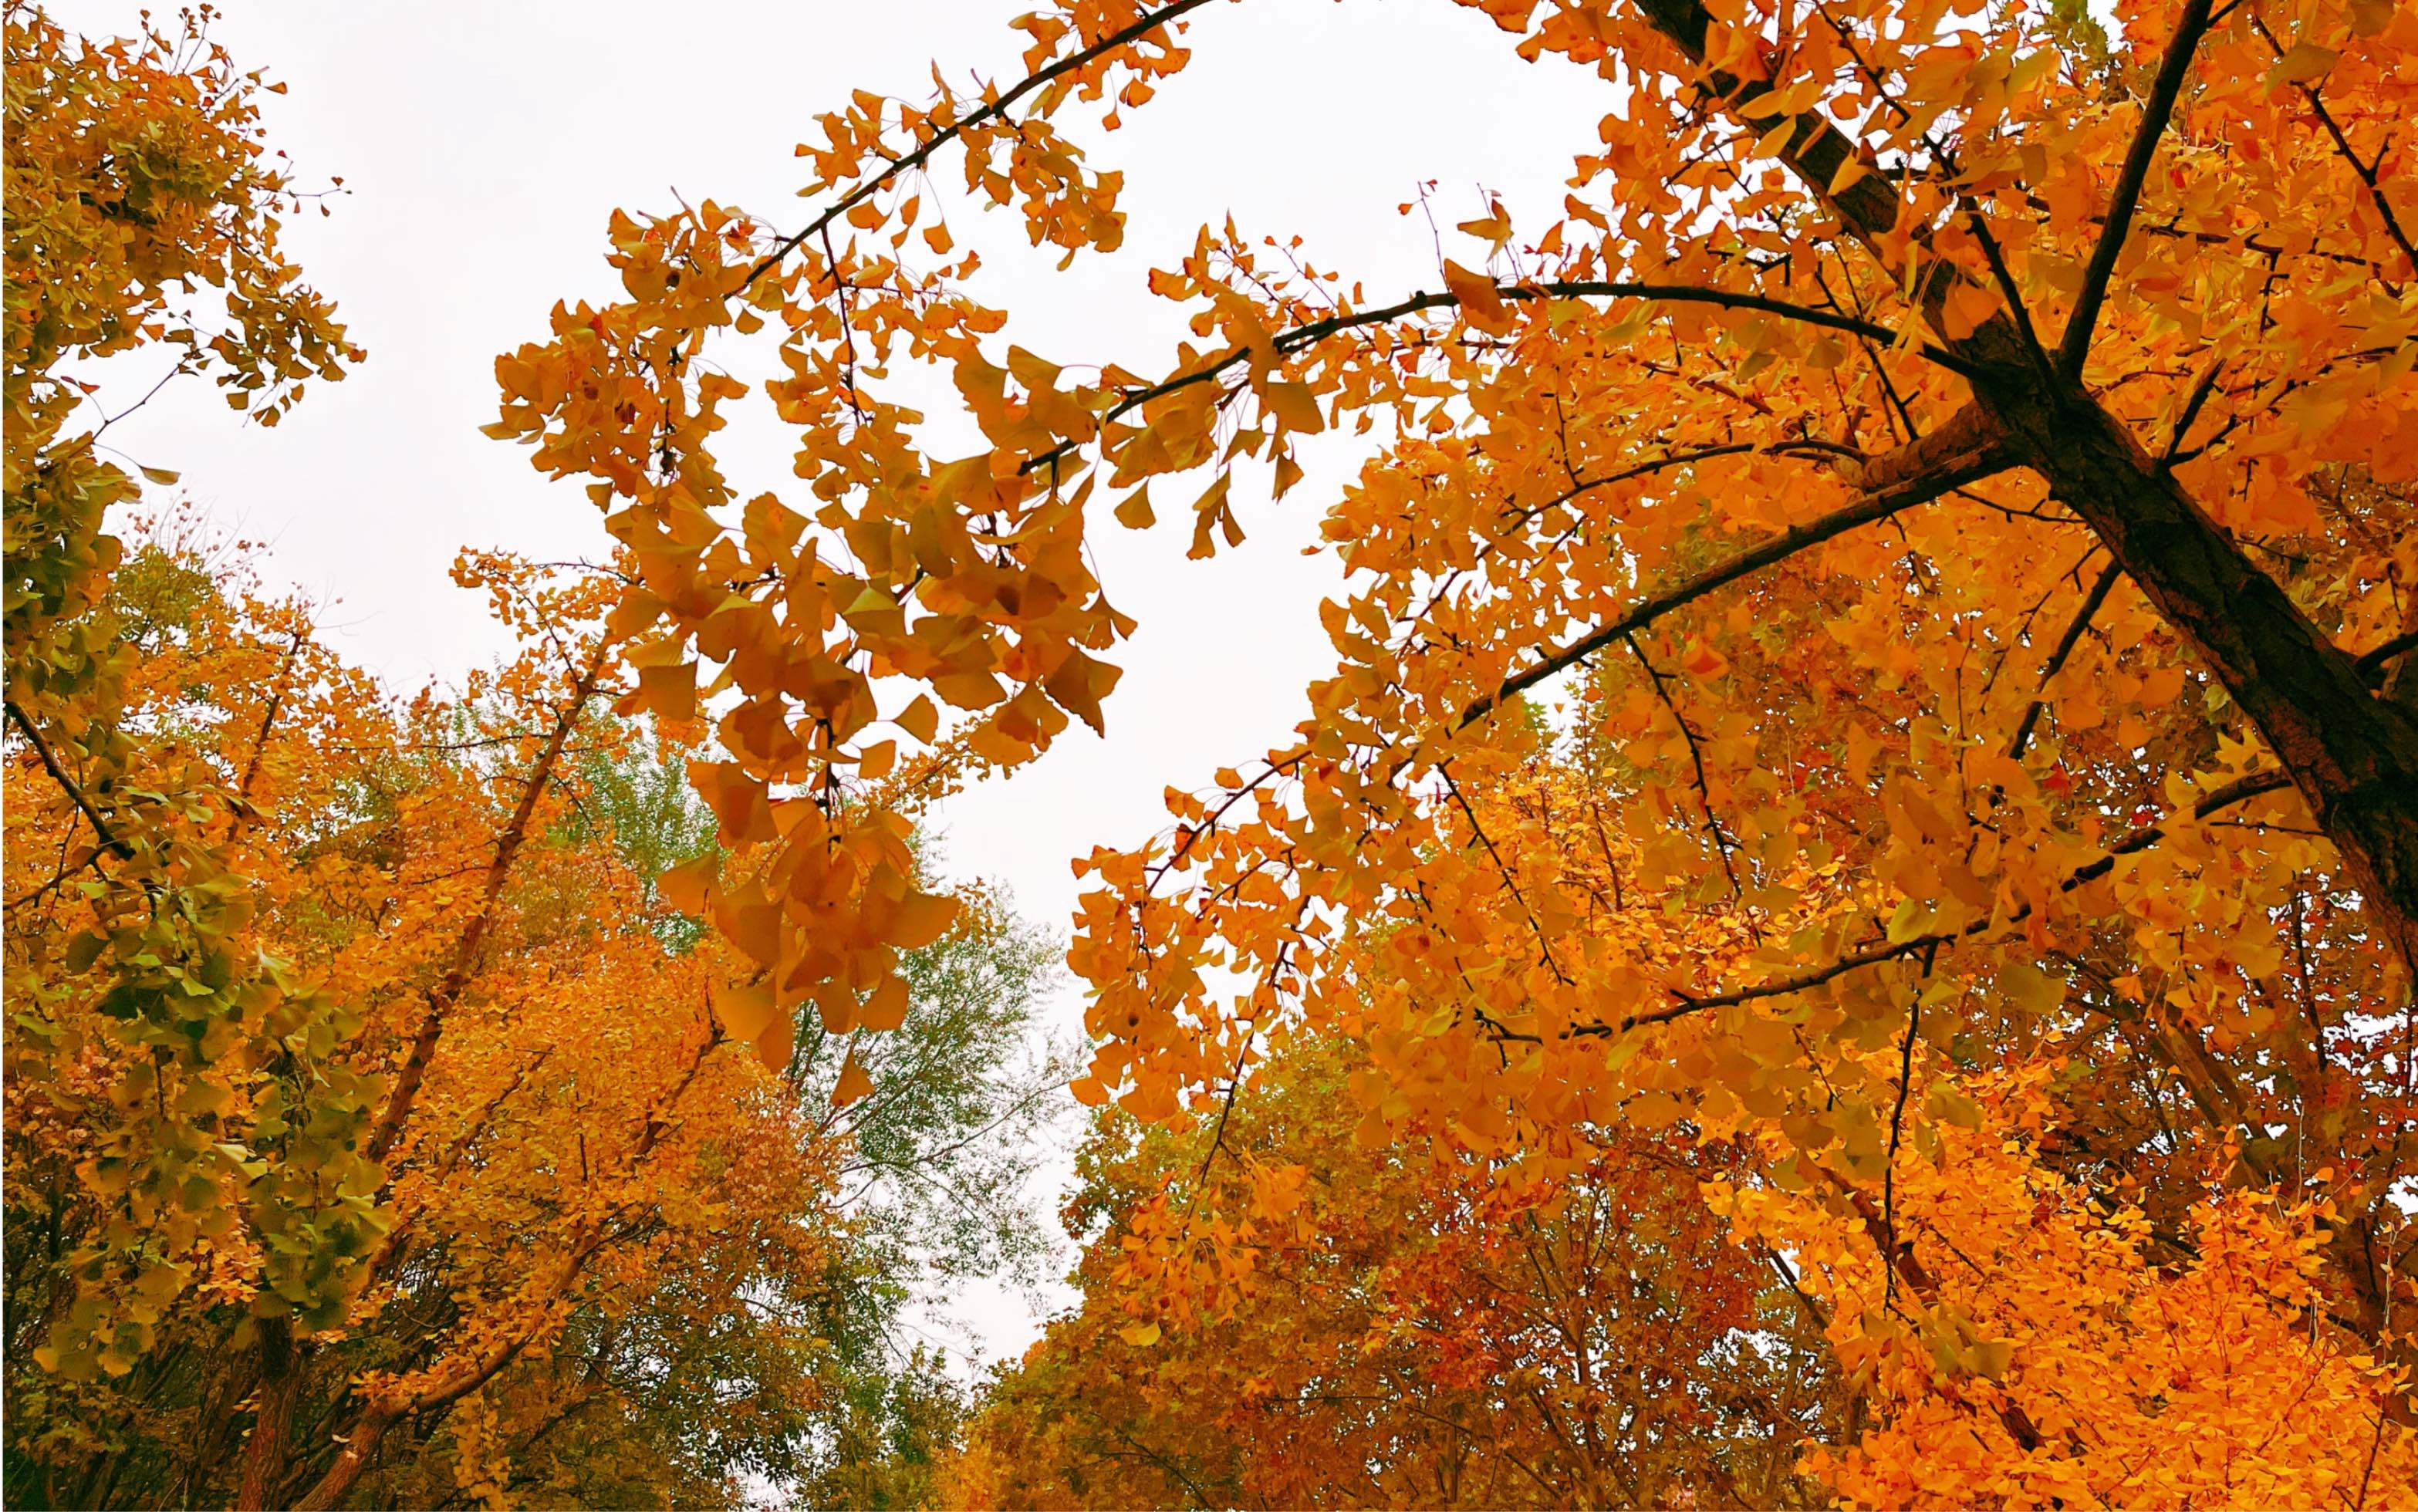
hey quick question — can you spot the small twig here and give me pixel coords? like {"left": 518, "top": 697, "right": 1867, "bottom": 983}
{"left": 2008, "top": 556, "right": 2126, "bottom": 760}
{"left": 1623, "top": 633, "right": 1745, "bottom": 900}
{"left": 1881, "top": 943, "right": 1937, "bottom": 1306}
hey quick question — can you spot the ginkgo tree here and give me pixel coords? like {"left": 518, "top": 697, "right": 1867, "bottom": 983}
{"left": 4, "top": 528, "right": 1068, "bottom": 1509}
{"left": 953, "top": 753, "right": 2418, "bottom": 1507}
{"left": 951, "top": 1023, "right": 1827, "bottom": 1510}
{"left": 485, "top": 0, "right": 2418, "bottom": 1496}
{"left": 4, "top": 12, "right": 1072, "bottom": 1510}
{"left": 11, "top": 0, "right": 2418, "bottom": 1500}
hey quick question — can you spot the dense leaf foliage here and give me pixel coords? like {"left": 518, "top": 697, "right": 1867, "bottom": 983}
{"left": 2, "top": 13, "right": 1065, "bottom": 1508}
{"left": 475, "top": 0, "right": 2418, "bottom": 1500}
{"left": 13, "top": 0, "right": 2418, "bottom": 1503}
{"left": 954, "top": 1031, "right": 1828, "bottom": 1508}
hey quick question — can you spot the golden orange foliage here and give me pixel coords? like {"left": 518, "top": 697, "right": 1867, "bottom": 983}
{"left": 3, "top": 526, "right": 846, "bottom": 1505}
{"left": 6, "top": 13, "right": 1062, "bottom": 1509}
{"left": 474, "top": 0, "right": 2418, "bottom": 1494}
{"left": 15, "top": 0, "right": 2418, "bottom": 1500}
{"left": 1711, "top": 1070, "right": 2418, "bottom": 1507}
{"left": 952, "top": 1032, "right": 1826, "bottom": 1508}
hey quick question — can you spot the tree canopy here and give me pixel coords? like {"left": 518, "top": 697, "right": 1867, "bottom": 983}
{"left": 10, "top": 0, "right": 2418, "bottom": 1504}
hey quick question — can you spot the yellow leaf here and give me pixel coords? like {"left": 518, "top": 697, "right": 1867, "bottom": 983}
{"left": 894, "top": 694, "right": 939, "bottom": 744}
{"left": 638, "top": 661, "right": 697, "bottom": 724}
{"left": 1273, "top": 451, "right": 1304, "bottom": 499}
{"left": 1969, "top": 1338, "right": 2015, "bottom": 1380}
{"left": 1119, "top": 1320, "right": 1162, "bottom": 1347}
{"left": 1456, "top": 201, "right": 1511, "bottom": 251}
{"left": 1845, "top": 722, "right": 1882, "bottom": 785}
{"left": 813, "top": 980, "right": 859, "bottom": 1034}
{"left": 714, "top": 977, "right": 780, "bottom": 1043}
{"left": 1626, "top": 1091, "right": 1684, "bottom": 1130}
{"left": 1885, "top": 896, "right": 1936, "bottom": 943}
{"left": 1114, "top": 484, "right": 1156, "bottom": 528}
{"left": 690, "top": 760, "right": 775, "bottom": 843}
{"left": 858, "top": 974, "right": 910, "bottom": 1032}
{"left": 1751, "top": 120, "right": 1799, "bottom": 160}
{"left": 1996, "top": 961, "right": 2065, "bottom": 1017}
{"left": 2270, "top": 42, "right": 2339, "bottom": 86}
{"left": 755, "top": 1013, "right": 795, "bottom": 1076}
{"left": 1187, "top": 471, "right": 1236, "bottom": 561}
{"left": 1044, "top": 646, "right": 1121, "bottom": 735}
{"left": 1259, "top": 379, "right": 1324, "bottom": 434}
{"left": 891, "top": 890, "right": 959, "bottom": 950}
{"left": 657, "top": 856, "right": 718, "bottom": 916}
{"left": 857, "top": 739, "right": 897, "bottom": 781}
{"left": 174, "top": 1078, "right": 231, "bottom": 1117}
{"left": 832, "top": 1051, "right": 875, "bottom": 1108}
{"left": 1940, "top": 279, "right": 2001, "bottom": 342}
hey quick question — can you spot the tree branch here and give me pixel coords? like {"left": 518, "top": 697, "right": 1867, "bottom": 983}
{"left": 2250, "top": 13, "right": 2418, "bottom": 280}
{"left": 1460, "top": 407, "right": 2010, "bottom": 727}
{"left": 2008, "top": 555, "right": 2125, "bottom": 760}
{"left": 5, "top": 697, "right": 132, "bottom": 860}
{"left": 741, "top": 0, "right": 1217, "bottom": 293}
{"left": 1539, "top": 768, "right": 2295, "bottom": 1040}
{"left": 366, "top": 640, "right": 613, "bottom": 1166}
{"left": 2058, "top": 0, "right": 2218, "bottom": 378}
{"left": 2353, "top": 627, "right": 2418, "bottom": 687}
{"left": 1022, "top": 281, "right": 1981, "bottom": 478}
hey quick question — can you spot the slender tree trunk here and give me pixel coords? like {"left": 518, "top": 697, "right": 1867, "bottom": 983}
{"left": 288, "top": 1027, "right": 718, "bottom": 1510}
{"left": 366, "top": 641, "right": 610, "bottom": 1165}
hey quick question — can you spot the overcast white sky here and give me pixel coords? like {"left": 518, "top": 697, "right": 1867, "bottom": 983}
{"left": 53, "top": 0, "right": 1619, "bottom": 1365}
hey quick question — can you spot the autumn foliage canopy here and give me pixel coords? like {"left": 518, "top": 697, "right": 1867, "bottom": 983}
{"left": 10, "top": 0, "right": 2418, "bottom": 1504}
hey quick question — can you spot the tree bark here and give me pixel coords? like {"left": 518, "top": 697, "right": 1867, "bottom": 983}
{"left": 233, "top": 1316, "right": 302, "bottom": 1512}
{"left": 1631, "top": 0, "right": 2418, "bottom": 974}
{"left": 366, "top": 642, "right": 611, "bottom": 1165}
{"left": 1981, "top": 383, "right": 2418, "bottom": 974}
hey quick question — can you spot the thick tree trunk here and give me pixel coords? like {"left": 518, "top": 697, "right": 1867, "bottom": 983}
{"left": 1626, "top": 0, "right": 2418, "bottom": 1379}
{"left": 1632, "top": 0, "right": 2418, "bottom": 975}
{"left": 234, "top": 1316, "right": 302, "bottom": 1512}
{"left": 1981, "top": 384, "right": 2418, "bottom": 975}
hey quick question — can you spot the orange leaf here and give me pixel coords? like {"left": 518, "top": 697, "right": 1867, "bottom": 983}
{"left": 832, "top": 1051, "right": 875, "bottom": 1108}
{"left": 1442, "top": 259, "right": 1513, "bottom": 335}
{"left": 858, "top": 974, "right": 911, "bottom": 1032}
